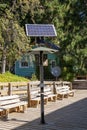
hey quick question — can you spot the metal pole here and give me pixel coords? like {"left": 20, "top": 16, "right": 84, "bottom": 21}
{"left": 40, "top": 51, "right": 45, "bottom": 124}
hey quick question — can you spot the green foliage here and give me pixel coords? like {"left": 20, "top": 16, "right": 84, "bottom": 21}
{"left": 0, "top": 0, "right": 87, "bottom": 80}
{"left": 61, "top": 67, "right": 75, "bottom": 81}
{"left": 63, "top": 72, "right": 74, "bottom": 81}
{"left": 31, "top": 73, "right": 38, "bottom": 81}
{"left": 0, "top": 12, "right": 30, "bottom": 73}
{"left": 44, "top": 66, "right": 55, "bottom": 80}
{"left": 35, "top": 66, "right": 55, "bottom": 80}
{"left": 0, "top": 71, "right": 29, "bottom": 82}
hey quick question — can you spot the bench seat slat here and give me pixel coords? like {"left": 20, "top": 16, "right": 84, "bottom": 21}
{"left": 31, "top": 96, "right": 48, "bottom": 101}
{"left": 1, "top": 101, "right": 27, "bottom": 110}
{"left": 0, "top": 95, "right": 19, "bottom": 101}
{"left": 0, "top": 99, "right": 20, "bottom": 106}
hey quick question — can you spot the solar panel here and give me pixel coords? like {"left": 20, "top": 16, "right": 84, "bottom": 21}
{"left": 25, "top": 24, "right": 57, "bottom": 37}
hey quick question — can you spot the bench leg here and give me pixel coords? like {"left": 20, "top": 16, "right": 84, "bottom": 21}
{"left": 30, "top": 100, "right": 39, "bottom": 108}
{"left": 69, "top": 92, "right": 74, "bottom": 97}
{"left": 2, "top": 109, "right": 9, "bottom": 120}
{"left": 47, "top": 95, "right": 57, "bottom": 102}
{"left": 57, "top": 94, "right": 64, "bottom": 100}
{"left": 16, "top": 106, "right": 20, "bottom": 112}
{"left": 48, "top": 97, "right": 52, "bottom": 101}
{"left": 64, "top": 94, "right": 69, "bottom": 98}
{"left": 0, "top": 111, "right": 7, "bottom": 119}
{"left": 53, "top": 96, "right": 57, "bottom": 102}
{"left": 22, "top": 105, "right": 27, "bottom": 112}
{"left": 44, "top": 98, "right": 48, "bottom": 105}
{"left": 5, "top": 110, "right": 9, "bottom": 119}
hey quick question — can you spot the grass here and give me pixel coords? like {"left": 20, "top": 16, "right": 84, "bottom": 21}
{"left": 0, "top": 71, "right": 29, "bottom": 82}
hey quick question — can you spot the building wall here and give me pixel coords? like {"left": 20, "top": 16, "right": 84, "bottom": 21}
{"left": 15, "top": 54, "right": 36, "bottom": 77}
{"left": 15, "top": 53, "right": 59, "bottom": 78}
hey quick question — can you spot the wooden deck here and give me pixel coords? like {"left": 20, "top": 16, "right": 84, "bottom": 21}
{"left": 0, "top": 89, "right": 87, "bottom": 130}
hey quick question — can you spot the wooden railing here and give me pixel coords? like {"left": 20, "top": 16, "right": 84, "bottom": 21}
{"left": 76, "top": 75, "right": 87, "bottom": 80}
{"left": 0, "top": 81, "right": 73, "bottom": 107}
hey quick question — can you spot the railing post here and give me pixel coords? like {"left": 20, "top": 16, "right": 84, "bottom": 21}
{"left": 8, "top": 83, "right": 12, "bottom": 95}
{"left": 27, "top": 83, "right": 31, "bottom": 107}
{"left": 53, "top": 81, "right": 56, "bottom": 94}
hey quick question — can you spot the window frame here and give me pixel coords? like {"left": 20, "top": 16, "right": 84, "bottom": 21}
{"left": 19, "top": 61, "right": 29, "bottom": 68}
{"left": 50, "top": 60, "right": 56, "bottom": 68}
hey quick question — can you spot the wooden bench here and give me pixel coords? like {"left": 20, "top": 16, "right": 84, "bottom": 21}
{"left": 0, "top": 95, "right": 27, "bottom": 119}
{"left": 28, "top": 82, "right": 57, "bottom": 107}
{"left": 28, "top": 88, "right": 48, "bottom": 108}
{"left": 44, "top": 86, "right": 57, "bottom": 102}
{"left": 54, "top": 81, "right": 74, "bottom": 99}
{"left": 62, "top": 81, "right": 72, "bottom": 90}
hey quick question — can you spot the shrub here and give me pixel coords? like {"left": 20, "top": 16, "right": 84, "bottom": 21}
{"left": 0, "top": 71, "right": 29, "bottom": 82}
{"left": 31, "top": 73, "right": 38, "bottom": 81}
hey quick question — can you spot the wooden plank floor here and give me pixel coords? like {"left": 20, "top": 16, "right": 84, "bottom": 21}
{"left": 0, "top": 89, "right": 87, "bottom": 130}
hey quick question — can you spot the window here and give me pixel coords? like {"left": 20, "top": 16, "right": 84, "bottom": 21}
{"left": 20, "top": 61, "right": 29, "bottom": 68}
{"left": 50, "top": 60, "right": 56, "bottom": 68}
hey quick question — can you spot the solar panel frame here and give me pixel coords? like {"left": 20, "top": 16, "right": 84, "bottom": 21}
{"left": 25, "top": 24, "right": 57, "bottom": 37}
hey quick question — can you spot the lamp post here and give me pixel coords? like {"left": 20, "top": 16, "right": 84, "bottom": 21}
{"left": 39, "top": 51, "right": 45, "bottom": 124}
{"left": 25, "top": 24, "right": 58, "bottom": 124}
{"left": 30, "top": 46, "right": 57, "bottom": 124}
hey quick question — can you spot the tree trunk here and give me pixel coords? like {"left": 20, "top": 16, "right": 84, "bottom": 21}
{"left": 2, "top": 50, "right": 6, "bottom": 73}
